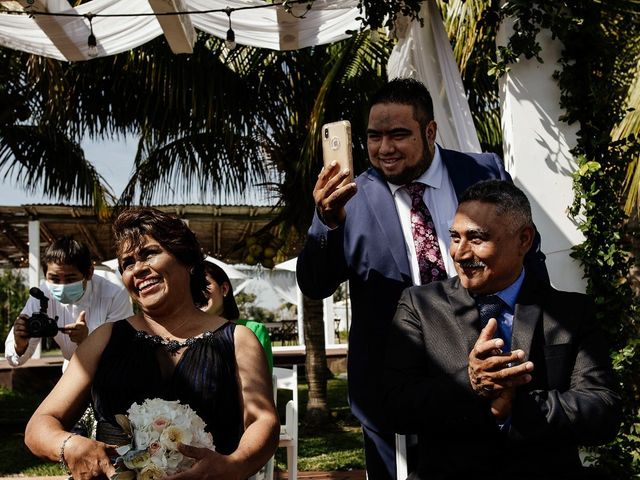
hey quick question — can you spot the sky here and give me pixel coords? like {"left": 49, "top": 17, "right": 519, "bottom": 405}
{"left": 0, "top": 137, "right": 278, "bottom": 206}
{"left": 0, "top": 138, "right": 136, "bottom": 205}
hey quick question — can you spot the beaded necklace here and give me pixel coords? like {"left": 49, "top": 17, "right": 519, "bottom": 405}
{"left": 135, "top": 330, "right": 214, "bottom": 355}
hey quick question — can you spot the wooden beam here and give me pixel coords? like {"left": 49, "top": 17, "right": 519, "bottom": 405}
{"left": 71, "top": 209, "right": 105, "bottom": 260}
{"left": 17, "top": 0, "right": 90, "bottom": 61}
{"left": 0, "top": 223, "right": 29, "bottom": 257}
{"left": 148, "top": 0, "right": 195, "bottom": 54}
{"left": 277, "top": 6, "right": 300, "bottom": 51}
{"left": 0, "top": 247, "right": 22, "bottom": 268}
{"left": 24, "top": 207, "right": 55, "bottom": 244}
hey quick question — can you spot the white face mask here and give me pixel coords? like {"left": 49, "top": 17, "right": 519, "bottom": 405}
{"left": 46, "top": 280, "right": 86, "bottom": 304}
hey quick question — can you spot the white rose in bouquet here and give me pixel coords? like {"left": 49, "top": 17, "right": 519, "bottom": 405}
{"left": 113, "top": 399, "right": 215, "bottom": 480}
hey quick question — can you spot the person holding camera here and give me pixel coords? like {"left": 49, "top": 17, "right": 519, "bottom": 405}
{"left": 4, "top": 236, "right": 133, "bottom": 370}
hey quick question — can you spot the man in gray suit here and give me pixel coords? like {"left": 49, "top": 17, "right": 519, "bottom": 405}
{"left": 383, "top": 180, "right": 621, "bottom": 479}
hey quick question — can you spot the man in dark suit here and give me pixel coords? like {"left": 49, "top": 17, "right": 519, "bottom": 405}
{"left": 297, "top": 78, "right": 547, "bottom": 480}
{"left": 383, "top": 180, "right": 621, "bottom": 479}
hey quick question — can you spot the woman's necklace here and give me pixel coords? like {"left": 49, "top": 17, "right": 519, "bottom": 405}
{"left": 139, "top": 333, "right": 202, "bottom": 355}
{"left": 140, "top": 316, "right": 194, "bottom": 355}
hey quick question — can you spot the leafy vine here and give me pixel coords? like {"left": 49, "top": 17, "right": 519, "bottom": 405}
{"left": 495, "top": 2, "right": 640, "bottom": 475}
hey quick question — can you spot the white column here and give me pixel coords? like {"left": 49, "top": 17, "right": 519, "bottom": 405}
{"left": 28, "top": 219, "right": 42, "bottom": 359}
{"left": 323, "top": 296, "right": 336, "bottom": 346}
{"left": 498, "top": 20, "right": 586, "bottom": 293}
{"left": 28, "top": 220, "right": 41, "bottom": 287}
{"left": 296, "top": 287, "right": 304, "bottom": 346}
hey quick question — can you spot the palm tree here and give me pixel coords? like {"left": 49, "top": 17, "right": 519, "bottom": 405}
{"left": 1, "top": 28, "right": 391, "bottom": 424}
{"left": 119, "top": 33, "right": 392, "bottom": 423}
{"left": 0, "top": 49, "right": 114, "bottom": 215}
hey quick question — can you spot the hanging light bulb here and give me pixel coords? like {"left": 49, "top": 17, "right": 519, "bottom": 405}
{"left": 225, "top": 7, "right": 236, "bottom": 51}
{"left": 86, "top": 13, "right": 98, "bottom": 58}
{"left": 226, "top": 28, "right": 236, "bottom": 50}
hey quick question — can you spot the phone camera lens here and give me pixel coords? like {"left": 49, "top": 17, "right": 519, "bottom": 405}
{"left": 324, "top": 128, "right": 329, "bottom": 139}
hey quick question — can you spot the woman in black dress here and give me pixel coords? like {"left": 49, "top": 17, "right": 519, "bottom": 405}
{"left": 25, "top": 208, "right": 279, "bottom": 480}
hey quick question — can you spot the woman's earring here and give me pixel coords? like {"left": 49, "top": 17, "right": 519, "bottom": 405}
{"left": 189, "top": 267, "right": 194, "bottom": 274}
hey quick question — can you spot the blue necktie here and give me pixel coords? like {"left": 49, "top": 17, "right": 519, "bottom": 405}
{"left": 476, "top": 295, "right": 510, "bottom": 351}
{"left": 477, "top": 295, "right": 504, "bottom": 327}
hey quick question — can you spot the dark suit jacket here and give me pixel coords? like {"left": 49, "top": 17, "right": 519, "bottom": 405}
{"left": 297, "top": 148, "right": 533, "bottom": 431}
{"left": 383, "top": 274, "right": 621, "bottom": 479}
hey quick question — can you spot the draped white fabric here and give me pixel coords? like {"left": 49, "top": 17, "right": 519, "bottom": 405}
{"left": 0, "top": 0, "right": 361, "bottom": 61}
{"left": 387, "top": 1, "right": 481, "bottom": 153}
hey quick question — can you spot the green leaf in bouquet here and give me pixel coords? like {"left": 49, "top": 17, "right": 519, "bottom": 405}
{"left": 115, "top": 414, "right": 132, "bottom": 437}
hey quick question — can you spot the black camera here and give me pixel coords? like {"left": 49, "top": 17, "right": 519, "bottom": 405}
{"left": 26, "top": 287, "right": 59, "bottom": 338}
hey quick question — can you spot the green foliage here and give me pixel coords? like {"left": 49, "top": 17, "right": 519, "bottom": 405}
{"left": 0, "top": 432, "right": 64, "bottom": 476}
{"left": 439, "top": 0, "right": 505, "bottom": 155}
{"left": 235, "top": 291, "right": 275, "bottom": 322}
{"left": 496, "top": 2, "right": 640, "bottom": 476}
{"left": 0, "top": 387, "right": 65, "bottom": 476}
{"left": 0, "top": 269, "right": 29, "bottom": 352}
{"left": 274, "top": 377, "right": 364, "bottom": 472}
{"left": 0, "top": 379, "right": 363, "bottom": 475}
{"left": 354, "top": 0, "right": 423, "bottom": 30}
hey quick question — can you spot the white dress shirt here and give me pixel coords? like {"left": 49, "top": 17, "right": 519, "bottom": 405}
{"left": 4, "top": 274, "right": 133, "bottom": 368}
{"left": 388, "top": 145, "right": 459, "bottom": 285}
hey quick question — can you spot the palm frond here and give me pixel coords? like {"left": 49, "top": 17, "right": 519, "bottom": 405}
{"left": 0, "top": 124, "right": 115, "bottom": 212}
{"left": 119, "top": 128, "right": 270, "bottom": 206}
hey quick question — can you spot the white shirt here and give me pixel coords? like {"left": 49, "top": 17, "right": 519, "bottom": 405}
{"left": 388, "top": 145, "right": 458, "bottom": 285}
{"left": 4, "top": 274, "right": 133, "bottom": 367}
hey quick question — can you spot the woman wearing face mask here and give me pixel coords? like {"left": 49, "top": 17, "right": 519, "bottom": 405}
{"left": 202, "top": 260, "right": 274, "bottom": 372}
{"left": 4, "top": 236, "right": 133, "bottom": 371}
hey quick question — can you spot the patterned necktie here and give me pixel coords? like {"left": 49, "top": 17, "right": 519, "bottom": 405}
{"left": 476, "top": 295, "right": 505, "bottom": 328}
{"left": 406, "top": 182, "right": 447, "bottom": 285}
{"left": 476, "top": 295, "right": 510, "bottom": 350}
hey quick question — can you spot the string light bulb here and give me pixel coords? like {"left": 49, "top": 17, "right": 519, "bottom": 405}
{"left": 224, "top": 7, "right": 236, "bottom": 51}
{"left": 86, "top": 13, "right": 98, "bottom": 58}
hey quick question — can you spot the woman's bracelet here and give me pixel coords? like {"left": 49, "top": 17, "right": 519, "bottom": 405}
{"left": 59, "top": 432, "right": 77, "bottom": 473}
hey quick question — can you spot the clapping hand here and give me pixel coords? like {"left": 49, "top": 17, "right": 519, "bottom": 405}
{"left": 468, "top": 318, "right": 534, "bottom": 398}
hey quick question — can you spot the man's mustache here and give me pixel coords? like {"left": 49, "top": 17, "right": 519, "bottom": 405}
{"left": 457, "top": 260, "right": 487, "bottom": 269}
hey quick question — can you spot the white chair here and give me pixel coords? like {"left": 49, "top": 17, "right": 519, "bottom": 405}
{"left": 267, "top": 365, "right": 298, "bottom": 480}
{"left": 395, "top": 434, "right": 408, "bottom": 480}
{"left": 396, "top": 433, "right": 418, "bottom": 480}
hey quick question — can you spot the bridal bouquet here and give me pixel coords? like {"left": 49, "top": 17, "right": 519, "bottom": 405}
{"left": 112, "top": 398, "right": 215, "bottom": 480}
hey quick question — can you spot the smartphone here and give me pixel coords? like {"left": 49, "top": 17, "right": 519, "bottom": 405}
{"left": 322, "top": 120, "right": 353, "bottom": 182}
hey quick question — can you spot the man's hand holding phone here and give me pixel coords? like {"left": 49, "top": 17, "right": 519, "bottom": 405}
{"left": 314, "top": 162, "right": 356, "bottom": 229}
{"left": 316, "top": 121, "right": 357, "bottom": 229}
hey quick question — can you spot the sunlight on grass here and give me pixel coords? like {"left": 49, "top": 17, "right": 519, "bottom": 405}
{"left": 0, "top": 375, "right": 365, "bottom": 475}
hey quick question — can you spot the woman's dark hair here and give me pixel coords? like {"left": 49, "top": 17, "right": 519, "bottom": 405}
{"left": 43, "top": 236, "right": 93, "bottom": 278}
{"left": 113, "top": 208, "right": 208, "bottom": 307}
{"left": 203, "top": 260, "right": 240, "bottom": 320}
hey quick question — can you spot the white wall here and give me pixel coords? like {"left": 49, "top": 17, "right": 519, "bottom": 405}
{"left": 498, "top": 22, "right": 586, "bottom": 293}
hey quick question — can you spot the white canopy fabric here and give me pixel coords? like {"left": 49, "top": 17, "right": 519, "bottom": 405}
{"left": 204, "top": 255, "right": 247, "bottom": 280}
{"left": 0, "top": 0, "right": 361, "bottom": 61}
{"left": 387, "top": 1, "right": 481, "bottom": 153}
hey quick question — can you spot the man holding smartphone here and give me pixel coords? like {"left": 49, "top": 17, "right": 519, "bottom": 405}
{"left": 296, "top": 78, "right": 547, "bottom": 480}
{"left": 5, "top": 236, "right": 133, "bottom": 371}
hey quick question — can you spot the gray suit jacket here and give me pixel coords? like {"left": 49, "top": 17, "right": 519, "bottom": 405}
{"left": 383, "top": 274, "right": 621, "bottom": 478}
